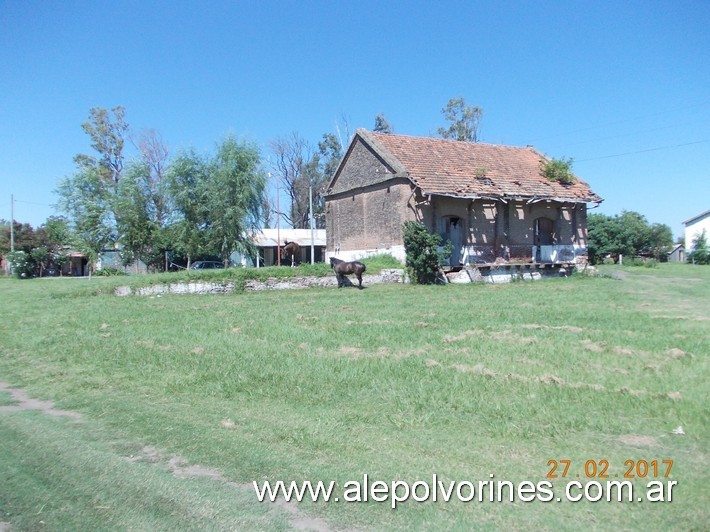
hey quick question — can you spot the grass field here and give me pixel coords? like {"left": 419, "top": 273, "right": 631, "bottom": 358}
{"left": 1, "top": 263, "right": 708, "bottom": 530}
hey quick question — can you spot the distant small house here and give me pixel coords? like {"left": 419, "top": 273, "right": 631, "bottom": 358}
{"left": 231, "top": 228, "right": 326, "bottom": 267}
{"left": 683, "top": 209, "right": 710, "bottom": 252}
{"left": 64, "top": 251, "right": 88, "bottom": 276}
{"left": 97, "top": 248, "right": 148, "bottom": 274}
{"left": 325, "top": 130, "right": 602, "bottom": 266}
{"left": 667, "top": 244, "right": 685, "bottom": 263}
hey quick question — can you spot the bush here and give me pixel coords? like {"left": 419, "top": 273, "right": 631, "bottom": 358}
{"left": 7, "top": 251, "right": 35, "bottom": 279}
{"left": 94, "top": 267, "right": 127, "bottom": 277}
{"left": 361, "top": 254, "right": 402, "bottom": 271}
{"left": 628, "top": 257, "right": 658, "bottom": 268}
{"left": 542, "top": 157, "right": 576, "bottom": 184}
{"left": 402, "top": 221, "right": 452, "bottom": 284}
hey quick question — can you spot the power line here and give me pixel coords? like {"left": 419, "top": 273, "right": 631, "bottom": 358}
{"left": 14, "top": 199, "right": 54, "bottom": 207}
{"left": 529, "top": 99, "right": 710, "bottom": 144}
{"left": 545, "top": 118, "right": 709, "bottom": 150}
{"left": 576, "top": 139, "right": 710, "bottom": 162}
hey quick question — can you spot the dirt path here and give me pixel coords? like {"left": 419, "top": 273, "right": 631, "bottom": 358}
{"left": 0, "top": 381, "right": 333, "bottom": 532}
{"left": 0, "top": 382, "right": 81, "bottom": 419}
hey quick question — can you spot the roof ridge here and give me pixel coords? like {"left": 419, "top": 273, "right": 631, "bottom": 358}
{"left": 365, "top": 129, "right": 539, "bottom": 151}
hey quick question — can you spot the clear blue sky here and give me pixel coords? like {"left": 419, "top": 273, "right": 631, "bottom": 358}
{"left": 1, "top": 0, "right": 708, "bottom": 238}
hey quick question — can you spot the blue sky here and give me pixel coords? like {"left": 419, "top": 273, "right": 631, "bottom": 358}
{"left": 1, "top": 0, "right": 708, "bottom": 237}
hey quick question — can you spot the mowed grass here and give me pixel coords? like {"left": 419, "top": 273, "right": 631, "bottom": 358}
{"left": 0, "top": 263, "right": 708, "bottom": 530}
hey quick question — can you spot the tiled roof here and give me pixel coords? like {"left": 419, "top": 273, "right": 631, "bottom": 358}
{"left": 360, "top": 130, "right": 602, "bottom": 202}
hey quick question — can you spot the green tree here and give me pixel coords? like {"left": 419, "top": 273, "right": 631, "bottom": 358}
{"left": 167, "top": 136, "right": 266, "bottom": 266}
{"left": 402, "top": 221, "right": 452, "bottom": 284}
{"left": 80, "top": 106, "right": 129, "bottom": 185}
{"left": 647, "top": 223, "right": 674, "bottom": 260}
{"left": 587, "top": 211, "right": 673, "bottom": 264}
{"left": 114, "top": 163, "right": 160, "bottom": 268}
{"left": 373, "top": 113, "right": 393, "bottom": 134}
{"left": 56, "top": 106, "right": 132, "bottom": 273}
{"left": 56, "top": 165, "right": 116, "bottom": 273}
{"left": 689, "top": 229, "right": 710, "bottom": 265}
{"left": 437, "top": 97, "right": 483, "bottom": 142}
{"left": 166, "top": 148, "right": 211, "bottom": 267}
{"left": 0, "top": 220, "right": 40, "bottom": 255}
{"left": 207, "top": 135, "right": 266, "bottom": 264}
{"left": 42, "top": 216, "right": 72, "bottom": 275}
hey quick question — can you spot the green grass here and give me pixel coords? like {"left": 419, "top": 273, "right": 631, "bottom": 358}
{"left": 0, "top": 390, "right": 18, "bottom": 406}
{"left": 1, "top": 263, "right": 708, "bottom": 530}
{"left": 46, "top": 253, "right": 403, "bottom": 297}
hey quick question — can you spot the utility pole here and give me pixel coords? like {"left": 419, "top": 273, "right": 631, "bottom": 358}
{"left": 309, "top": 181, "right": 315, "bottom": 264}
{"left": 274, "top": 173, "right": 281, "bottom": 266}
{"left": 10, "top": 193, "right": 14, "bottom": 253}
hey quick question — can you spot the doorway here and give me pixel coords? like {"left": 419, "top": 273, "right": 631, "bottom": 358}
{"left": 441, "top": 216, "right": 463, "bottom": 266}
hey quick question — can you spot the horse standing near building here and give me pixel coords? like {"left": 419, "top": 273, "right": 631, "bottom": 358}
{"left": 281, "top": 241, "right": 301, "bottom": 267}
{"left": 330, "top": 257, "right": 366, "bottom": 289}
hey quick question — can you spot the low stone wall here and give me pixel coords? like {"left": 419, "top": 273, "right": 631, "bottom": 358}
{"left": 445, "top": 264, "right": 583, "bottom": 284}
{"left": 115, "top": 269, "right": 407, "bottom": 296}
{"left": 243, "top": 269, "right": 407, "bottom": 291}
{"left": 115, "top": 281, "right": 236, "bottom": 296}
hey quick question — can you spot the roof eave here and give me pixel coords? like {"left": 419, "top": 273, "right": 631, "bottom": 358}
{"left": 422, "top": 190, "right": 603, "bottom": 204}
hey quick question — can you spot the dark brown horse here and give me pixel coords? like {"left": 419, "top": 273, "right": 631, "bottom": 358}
{"left": 281, "top": 241, "right": 301, "bottom": 267}
{"left": 330, "top": 257, "right": 366, "bottom": 289}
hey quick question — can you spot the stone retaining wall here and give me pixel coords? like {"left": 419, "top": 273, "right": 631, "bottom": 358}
{"left": 115, "top": 269, "right": 407, "bottom": 296}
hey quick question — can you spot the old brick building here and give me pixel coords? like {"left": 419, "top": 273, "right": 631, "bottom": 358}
{"left": 325, "top": 130, "right": 602, "bottom": 266}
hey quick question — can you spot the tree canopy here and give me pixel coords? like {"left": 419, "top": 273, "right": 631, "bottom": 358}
{"left": 54, "top": 107, "right": 267, "bottom": 272}
{"left": 689, "top": 229, "right": 710, "bottom": 264}
{"left": 437, "top": 97, "right": 483, "bottom": 142}
{"left": 587, "top": 211, "right": 673, "bottom": 263}
{"left": 269, "top": 132, "right": 341, "bottom": 230}
{"left": 373, "top": 113, "right": 393, "bottom": 134}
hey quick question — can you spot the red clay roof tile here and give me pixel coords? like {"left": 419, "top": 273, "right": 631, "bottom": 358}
{"left": 363, "top": 130, "right": 602, "bottom": 202}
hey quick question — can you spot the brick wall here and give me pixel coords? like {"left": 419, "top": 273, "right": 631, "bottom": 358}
{"left": 326, "top": 180, "right": 415, "bottom": 253}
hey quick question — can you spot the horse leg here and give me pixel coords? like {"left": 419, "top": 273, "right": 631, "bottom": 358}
{"left": 336, "top": 273, "right": 343, "bottom": 287}
{"left": 356, "top": 272, "right": 363, "bottom": 289}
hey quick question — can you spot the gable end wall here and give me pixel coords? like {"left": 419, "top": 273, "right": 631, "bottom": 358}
{"left": 329, "top": 137, "right": 401, "bottom": 195}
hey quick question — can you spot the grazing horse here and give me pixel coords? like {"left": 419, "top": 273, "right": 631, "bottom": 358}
{"left": 330, "top": 257, "right": 366, "bottom": 289}
{"left": 281, "top": 241, "right": 301, "bottom": 267}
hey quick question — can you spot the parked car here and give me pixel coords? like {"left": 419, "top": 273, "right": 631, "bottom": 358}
{"left": 190, "top": 260, "right": 224, "bottom": 270}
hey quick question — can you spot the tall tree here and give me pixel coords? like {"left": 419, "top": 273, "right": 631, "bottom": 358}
{"left": 166, "top": 148, "right": 211, "bottom": 267}
{"left": 271, "top": 133, "right": 312, "bottom": 229}
{"left": 56, "top": 165, "right": 116, "bottom": 272}
{"left": 207, "top": 135, "right": 266, "bottom": 264}
{"left": 437, "top": 97, "right": 483, "bottom": 142}
{"left": 270, "top": 132, "right": 341, "bottom": 230}
{"left": 373, "top": 113, "right": 393, "bottom": 134}
{"left": 56, "top": 106, "right": 132, "bottom": 271}
{"left": 80, "top": 106, "right": 129, "bottom": 184}
{"left": 167, "top": 136, "right": 266, "bottom": 266}
{"left": 314, "top": 133, "right": 342, "bottom": 228}
{"left": 134, "top": 128, "right": 170, "bottom": 227}
{"left": 114, "top": 163, "right": 161, "bottom": 268}
{"left": 110, "top": 129, "right": 171, "bottom": 270}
